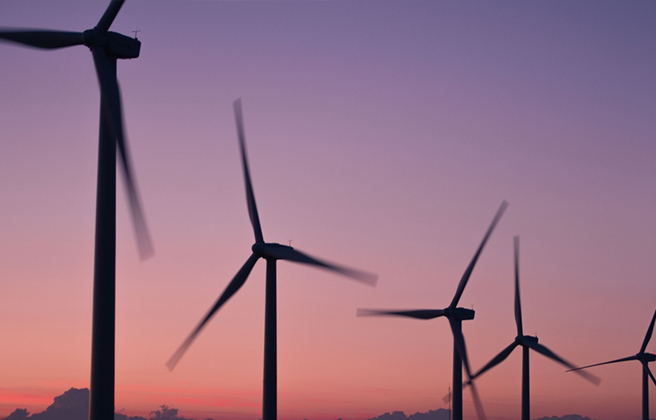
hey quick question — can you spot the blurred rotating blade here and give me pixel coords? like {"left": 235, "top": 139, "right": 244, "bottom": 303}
{"left": 449, "top": 318, "right": 473, "bottom": 379}
{"left": 640, "top": 360, "right": 656, "bottom": 386}
{"left": 92, "top": 46, "right": 153, "bottom": 259}
{"left": 442, "top": 392, "right": 451, "bottom": 404}
{"left": 96, "top": 0, "right": 125, "bottom": 34}
{"left": 472, "top": 341, "right": 519, "bottom": 380}
{"left": 568, "top": 354, "right": 638, "bottom": 372}
{"left": 525, "top": 340, "right": 600, "bottom": 385}
{"left": 514, "top": 236, "right": 523, "bottom": 336}
{"left": 0, "top": 29, "right": 83, "bottom": 49}
{"left": 356, "top": 309, "right": 445, "bottom": 319}
{"left": 233, "top": 99, "right": 264, "bottom": 244}
{"left": 448, "top": 318, "right": 486, "bottom": 420}
{"left": 469, "top": 379, "right": 487, "bottom": 420}
{"left": 640, "top": 308, "right": 656, "bottom": 354}
{"left": 265, "top": 245, "right": 377, "bottom": 285}
{"left": 450, "top": 200, "right": 508, "bottom": 309}
{"left": 166, "top": 254, "right": 260, "bottom": 371}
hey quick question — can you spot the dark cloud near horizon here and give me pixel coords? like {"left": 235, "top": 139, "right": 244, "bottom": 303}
{"left": 3, "top": 388, "right": 89, "bottom": 420}
{"left": 534, "top": 416, "right": 594, "bottom": 420}
{"left": 2, "top": 388, "right": 613, "bottom": 420}
{"left": 364, "top": 410, "right": 450, "bottom": 420}
{"left": 0, "top": 389, "right": 213, "bottom": 420}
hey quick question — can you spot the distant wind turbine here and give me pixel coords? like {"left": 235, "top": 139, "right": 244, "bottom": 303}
{"left": 469, "top": 236, "right": 600, "bottom": 420}
{"left": 568, "top": 308, "right": 656, "bottom": 420}
{"left": 167, "top": 99, "right": 377, "bottom": 420}
{"left": 358, "top": 200, "right": 509, "bottom": 420}
{"left": 0, "top": 3, "right": 152, "bottom": 420}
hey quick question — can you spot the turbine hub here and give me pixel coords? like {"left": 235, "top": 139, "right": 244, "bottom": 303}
{"left": 252, "top": 242, "right": 267, "bottom": 256}
{"left": 82, "top": 28, "right": 106, "bottom": 49}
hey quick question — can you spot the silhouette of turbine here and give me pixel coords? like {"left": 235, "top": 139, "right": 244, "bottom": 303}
{"left": 0, "top": 3, "right": 152, "bottom": 420}
{"left": 167, "top": 99, "right": 377, "bottom": 420}
{"left": 568, "top": 308, "right": 656, "bottom": 420}
{"left": 469, "top": 236, "right": 599, "bottom": 420}
{"left": 358, "top": 200, "right": 509, "bottom": 420}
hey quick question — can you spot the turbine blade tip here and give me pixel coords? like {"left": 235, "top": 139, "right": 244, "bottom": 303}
{"left": 359, "top": 273, "right": 378, "bottom": 286}
{"left": 165, "top": 357, "right": 178, "bottom": 372}
{"left": 356, "top": 309, "right": 378, "bottom": 317}
{"left": 138, "top": 242, "right": 155, "bottom": 261}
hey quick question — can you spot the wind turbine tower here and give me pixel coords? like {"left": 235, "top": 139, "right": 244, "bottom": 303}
{"left": 469, "top": 236, "right": 599, "bottom": 420}
{"left": 569, "top": 308, "right": 656, "bottom": 420}
{"left": 358, "top": 200, "right": 509, "bottom": 420}
{"left": 0, "top": 3, "right": 153, "bottom": 420}
{"left": 167, "top": 99, "right": 377, "bottom": 420}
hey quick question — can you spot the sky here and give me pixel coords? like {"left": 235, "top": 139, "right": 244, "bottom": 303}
{"left": 0, "top": 1, "right": 655, "bottom": 420}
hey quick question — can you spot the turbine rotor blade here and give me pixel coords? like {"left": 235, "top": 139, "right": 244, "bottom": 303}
{"left": 448, "top": 317, "right": 488, "bottom": 419}
{"left": 514, "top": 236, "right": 523, "bottom": 336}
{"left": 471, "top": 342, "right": 518, "bottom": 380}
{"left": 166, "top": 254, "right": 260, "bottom": 371}
{"left": 640, "top": 308, "right": 656, "bottom": 354}
{"left": 356, "top": 309, "right": 445, "bottom": 320}
{"left": 0, "top": 30, "right": 83, "bottom": 49}
{"left": 525, "top": 340, "right": 601, "bottom": 385}
{"left": 468, "top": 380, "right": 487, "bottom": 420}
{"left": 567, "top": 354, "right": 639, "bottom": 371}
{"left": 442, "top": 393, "right": 450, "bottom": 404}
{"left": 449, "top": 317, "right": 473, "bottom": 379}
{"left": 233, "top": 99, "right": 264, "bottom": 244}
{"left": 96, "top": 0, "right": 125, "bottom": 34}
{"left": 640, "top": 360, "right": 656, "bottom": 387}
{"left": 91, "top": 47, "right": 153, "bottom": 260}
{"left": 449, "top": 200, "right": 508, "bottom": 309}
{"left": 265, "top": 245, "right": 377, "bottom": 285}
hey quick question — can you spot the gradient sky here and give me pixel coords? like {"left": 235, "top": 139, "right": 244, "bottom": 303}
{"left": 1, "top": 1, "right": 655, "bottom": 420}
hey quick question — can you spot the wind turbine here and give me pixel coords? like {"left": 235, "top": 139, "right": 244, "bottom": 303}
{"left": 468, "top": 236, "right": 600, "bottom": 420}
{"left": 0, "top": 3, "right": 152, "bottom": 420}
{"left": 166, "top": 99, "right": 377, "bottom": 420}
{"left": 568, "top": 308, "right": 656, "bottom": 420}
{"left": 357, "top": 200, "right": 509, "bottom": 420}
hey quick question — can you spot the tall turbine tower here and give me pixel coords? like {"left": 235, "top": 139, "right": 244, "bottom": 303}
{"left": 358, "top": 200, "right": 509, "bottom": 420}
{"left": 469, "top": 236, "right": 599, "bottom": 420}
{"left": 568, "top": 308, "right": 656, "bottom": 420}
{"left": 0, "top": 3, "right": 152, "bottom": 420}
{"left": 167, "top": 99, "right": 377, "bottom": 420}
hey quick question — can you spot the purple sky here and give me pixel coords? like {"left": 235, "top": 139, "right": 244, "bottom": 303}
{"left": 1, "top": 1, "right": 655, "bottom": 420}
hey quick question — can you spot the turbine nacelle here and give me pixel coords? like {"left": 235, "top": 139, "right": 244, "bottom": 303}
{"left": 252, "top": 242, "right": 293, "bottom": 260}
{"left": 445, "top": 307, "right": 475, "bottom": 321}
{"left": 640, "top": 353, "right": 656, "bottom": 362}
{"left": 517, "top": 335, "right": 538, "bottom": 345}
{"left": 82, "top": 29, "right": 140, "bottom": 58}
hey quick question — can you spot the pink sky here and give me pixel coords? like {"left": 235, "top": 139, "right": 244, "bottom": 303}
{"left": 0, "top": 1, "right": 655, "bottom": 420}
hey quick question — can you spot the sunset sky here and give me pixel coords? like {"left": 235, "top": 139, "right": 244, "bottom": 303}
{"left": 0, "top": 1, "right": 655, "bottom": 420}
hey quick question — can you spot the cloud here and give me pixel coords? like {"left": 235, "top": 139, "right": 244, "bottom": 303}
{"left": 0, "top": 389, "right": 214, "bottom": 420}
{"left": 3, "top": 409, "right": 29, "bottom": 420}
{"left": 1, "top": 389, "right": 606, "bottom": 420}
{"left": 8, "top": 388, "right": 89, "bottom": 420}
{"left": 365, "top": 410, "right": 450, "bottom": 420}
